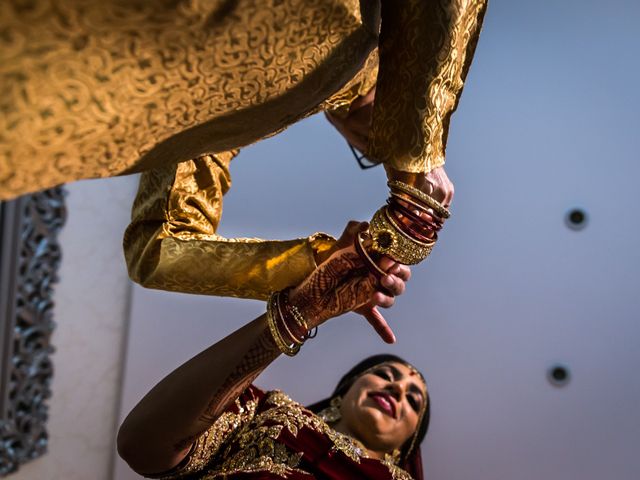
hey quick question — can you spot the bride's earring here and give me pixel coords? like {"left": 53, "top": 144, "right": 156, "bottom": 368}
{"left": 318, "top": 396, "right": 342, "bottom": 423}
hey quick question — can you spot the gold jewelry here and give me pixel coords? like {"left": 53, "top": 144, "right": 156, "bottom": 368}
{"left": 406, "top": 396, "right": 427, "bottom": 458}
{"left": 384, "top": 207, "right": 435, "bottom": 248}
{"left": 355, "top": 231, "right": 388, "bottom": 277}
{"left": 275, "top": 292, "right": 304, "bottom": 345}
{"left": 266, "top": 293, "right": 300, "bottom": 356}
{"left": 282, "top": 289, "right": 315, "bottom": 339}
{"left": 368, "top": 207, "right": 434, "bottom": 264}
{"left": 387, "top": 180, "right": 451, "bottom": 219}
{"left": 388, "top": 449, "right": 401, "bottom": 465}
{"left": 288, "top": 303, "right": 309, "bottom": 331}
{"left": 318, "top": 396, "right": 342, "bottom": 423}
{"left": 389, "top": 191, "right": 443, "bottom": 224}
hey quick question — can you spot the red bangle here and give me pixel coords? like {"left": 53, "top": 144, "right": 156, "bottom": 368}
{"left": 388, "top": 195, "right": 443, "bottom": 232}
{"left": 386, "top": 200, "right": 439, "bottom": 243}
{"left": 279, "top": 289, "right": 311, "bottom": 341}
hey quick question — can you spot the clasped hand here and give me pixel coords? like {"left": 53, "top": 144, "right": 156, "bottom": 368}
{"left": 288, "top": 221, "right": 410, "bottom": 344}
{"left": 326, "top": 86, "right": 454, "bottom": 209}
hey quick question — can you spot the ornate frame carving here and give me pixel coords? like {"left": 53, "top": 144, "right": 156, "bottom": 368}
{"left": 0, "top": 188, "right": 66, "bottom": 475}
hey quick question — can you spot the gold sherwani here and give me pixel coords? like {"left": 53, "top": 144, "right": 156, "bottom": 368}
{"left": 1, "top": 0, "right": 487, "bottom": 299}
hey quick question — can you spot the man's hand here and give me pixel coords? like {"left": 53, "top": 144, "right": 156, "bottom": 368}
{"left": 325, "top": 88, "right": 376, "bottom": 154}
{"left": 386, "top": 166, "right": 454, "bottom": 209}
{"left": 325, "top": 86, "right": 454, "bottom": 210}
{"left": 354, "top": 255, "right": 410, "bottom": 344}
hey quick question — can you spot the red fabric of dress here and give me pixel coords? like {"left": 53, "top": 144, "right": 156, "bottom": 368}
{"left": 153, "top": 385, "right": 415, "bottom": 479}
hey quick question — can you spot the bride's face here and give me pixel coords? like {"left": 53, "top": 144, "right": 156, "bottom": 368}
{"left": 338, "top": 362, "right": 427, "bottom": 456}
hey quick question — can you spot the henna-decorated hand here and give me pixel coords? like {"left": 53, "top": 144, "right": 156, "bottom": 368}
{"left": 288, "top": 221, "right": 411, "bottom": 344}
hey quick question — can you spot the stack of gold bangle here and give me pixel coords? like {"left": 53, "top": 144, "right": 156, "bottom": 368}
{"left": 267, "top": 293, "right": 300, "bottom": 356}
{"left": 365, "top": 180, "right": 450, "bottom": 265}
{"left": 289, "top": 304, "right": 309, "bottom": 332}
{"left": 266, "top": 291, "right": 311, "bottom": 356}
{"left": 368, "top": 207, "right": 435, "bottom": 265}
{"left": 387, "top": 180, "right": 451, "bottom": 219}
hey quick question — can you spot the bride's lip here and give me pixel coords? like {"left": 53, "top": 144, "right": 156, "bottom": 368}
{"left": 369, "top": 392, "right": 397, "bottom": 418}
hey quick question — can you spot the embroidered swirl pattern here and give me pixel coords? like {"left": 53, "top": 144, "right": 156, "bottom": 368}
{"left": 1, "top": 0, "right": 486, "bottom": 201}
{"left": 123, "top": 152, "right": 338, "bottom": 300}
{"left": 0, "top": 0, "right": 377, "bottom": 199}
{"left": 369, "top": 0, "right": 488, "bottom": 173}
{"left": 118, "top": 1, "right": 487, "bottom": 301}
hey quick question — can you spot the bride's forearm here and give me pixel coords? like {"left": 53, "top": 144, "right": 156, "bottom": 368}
{"left": 117, "top": 314, "right": 280, "bottom": 475}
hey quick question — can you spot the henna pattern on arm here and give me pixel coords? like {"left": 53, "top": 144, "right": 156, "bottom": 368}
{"left": 171, "top": 249, "right": 377, "bottom": 454}
{"left": 173, "top": 318, "right": 280, "bottom": 452}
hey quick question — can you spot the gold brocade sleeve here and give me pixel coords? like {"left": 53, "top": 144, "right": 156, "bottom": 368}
{"left": 369, "top": 0, "right": 488, "bottom": 173}
{"left": 124, "top": 153, "right": 335, "bottom": 300}
{"left": 321, "top": 48, "right": 380, "bottom": 119}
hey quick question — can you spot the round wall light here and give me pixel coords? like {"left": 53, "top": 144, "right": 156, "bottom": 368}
{"left": 565, "top": 208, "right": 588, "bottom": 231}
{"left": 547, "top": 364, "right": 571, "bottom": 387}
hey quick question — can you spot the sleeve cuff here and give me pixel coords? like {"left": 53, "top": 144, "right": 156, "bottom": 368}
{"left": 308, "top": 232, "right": 337, "bottom": 268}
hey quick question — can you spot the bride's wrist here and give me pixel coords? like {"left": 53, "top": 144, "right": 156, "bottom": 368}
{"left": 266, "top": 289, "right": 321, "bottom": 357}
{"left": 287, "top": 289, "right": 322, "bottom": 330}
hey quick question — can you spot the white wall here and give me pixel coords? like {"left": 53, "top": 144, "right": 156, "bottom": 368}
{"left": 11, "top": 176, "right": 138, "bottom": 480}
{"left": 115, "top": 1, "right": 640, "bottom": 479}
{"left": 5, "top": 1, "right": 636, "bottom": 479}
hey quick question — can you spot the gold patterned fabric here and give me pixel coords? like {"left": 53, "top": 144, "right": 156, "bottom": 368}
{"left": 149, "top": 386, "right": 413, "bottom": 480}
{"left": 0, "top": 0, "right": 486, "bottom": 200}
{"left": 369, "top": 0, "right": 488, "bottom": 173}
{"left": 124, "top": 152, "right": 336, "bottom": 300}
{"left": 0, "top": 0, "right": 378, "bottom": 199}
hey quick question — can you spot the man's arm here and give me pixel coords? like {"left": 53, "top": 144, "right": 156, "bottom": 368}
{"left": 124, "top": 152, "right": 335, "bottom": 300}
{"left": 370, "top": 0, "right": 488, "bottom": 175}
{"left": 326, "top": 1, "right": 486, "bottom": 204}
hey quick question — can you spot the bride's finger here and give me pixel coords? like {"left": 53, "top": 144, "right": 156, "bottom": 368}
{"left": 361, "top": 305, "right": 396, "bottom": 344}
{"left": 377, "top": 256, "right": 397, "bottom": 274}
{"left": 372, "top": 290, "right": 395, "bottom": 308}
{"left": 388, "top": 263, "right": 411, "bottom": 282}
{"left": 380, "top": 274, "right": 405, "bottom": 296}
{"left": 378, "top": 257, "right": 412, "bottom": 283}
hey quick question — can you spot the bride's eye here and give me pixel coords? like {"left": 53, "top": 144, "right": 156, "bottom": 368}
{"left": 373, "top": 368, "right": 392, "bottom": 381}
{"left": 407, "top": 395, "right": 420, "bottom": 412}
